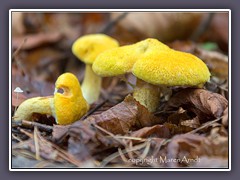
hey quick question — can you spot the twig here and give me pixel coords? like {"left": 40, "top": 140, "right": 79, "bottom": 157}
{"left": 118, "top": 148, "right": 129, "bottom": 163}
{"left": 23, "top": 120, "right": 53, "bottom": 132}
{"left": 114, "top": 135, "right": 146, "bottom": 141}
{"left": 12, "top": 133, "right": 23, "bottom": 142}
{"left": 80, "top": 99, "right": 108, "bottom": 121}
{"left": 93, "top": 124, "right": 125, "bottom": 146}
{"left": 139, "top": 140, "right": 151, "bottom": 159}
{"left": 100, "top": 142, "right": 147, "bottom": 167}
{"left": 190, "top": 13, "right": 215, "bottom": 41}
{"left": 187, "top": 117, "right": 222, "bottom": 134}
{"left": 99, "top": 12, "right": 129, "bottom": 34}
{"left": 12, "top": 120, "right": 53, "bottom": 132}
{"left": 12, "top": 38, "right": 27, "bottom": 60}
{"left": 33, "top": 126, "right": 41, "bottom": 160}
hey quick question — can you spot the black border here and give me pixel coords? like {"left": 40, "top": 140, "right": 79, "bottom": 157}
{"left": 9, "top": 9, "right": 230, "bottom": 171}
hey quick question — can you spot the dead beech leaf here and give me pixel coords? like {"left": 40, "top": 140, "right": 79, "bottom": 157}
{"left": 129, "top": 125, "right": 171, "bottom": 139}
{"left": 12, "top": 74, "right": 55, "bottom": 104}
{"left": 12, "top": 12, "right": 25, "bottom": 36}
{"left": 86, "top": 95, "right": 162, "bottom": 135}
{"left": 166, "top": 133, "right": 228, "bottom": 167}
{"left": 222, "top": 107, "right": 228, "bottom": 127}
{"left": 194, "top": 48, "right": 228, "bottom": 79}
{"left": 165, "top": 88, "right": 228, "bottom": 123}
{"left": 12, "top": 32, "right": 63, "bottom": 50}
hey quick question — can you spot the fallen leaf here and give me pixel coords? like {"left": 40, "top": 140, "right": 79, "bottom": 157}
{"left": 165, "top": 88, "right": 228, "bottom": 123}
{"left": 194, "top": 47, "right": 228, "bottom": 79}
{"left": 12, "top": 32, "right": 63, "bottom": 50}
{"left": 222, "top": 107, "right": 228, "bottom": 127}
{"left": 86, "top": 95, "right": 162, "bottom": 135}
{"left": 12, "top": 12, "right": 25, "bottom": 36}
{"left": 166, "top": 133, "right": 228, "bottom": 167}
{"left": 129, "top": 125, "right": 171, "bottom": 139}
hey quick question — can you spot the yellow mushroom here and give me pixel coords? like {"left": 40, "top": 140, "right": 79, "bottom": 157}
{"left": 72, "top": 34, "right": 119, "bottom": 104}
{"left": 13, "top": 73, "right": 89, "bottom": 125}
{"left": 52, "top": 73, "right": 89, "bottom": 125}
{"left": 93, "top": 38, "right": 211, "bottom": 112}
{"left": 13, "top": 96, "right": 53, "bottom": 121}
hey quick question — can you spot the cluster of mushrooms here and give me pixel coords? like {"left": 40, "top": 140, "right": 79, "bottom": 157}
{"left": 13, "top": 34, "right": 210, "bottom": 125}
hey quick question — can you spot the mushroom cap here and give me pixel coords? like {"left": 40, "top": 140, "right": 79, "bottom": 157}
{"left": 53, "top": 73, "right": 89, "bottom": 125}
{"left": 93, "top": 38, "right": 170, "bottom": 76}
{"left": 133, "top": 50, "right": 211, "bottom": 86}
{"left": 72, "top": 34, "right": 119, "bottom": 65}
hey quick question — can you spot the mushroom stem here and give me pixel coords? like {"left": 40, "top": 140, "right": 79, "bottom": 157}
{"left": 81, "top": 64, "right": 102, "bottom": 104}
{"left": 133, "top": 78, "right": 161, "bottom": 112}
{"left": 13, "top": 97, "right": 53, "bottom": 121}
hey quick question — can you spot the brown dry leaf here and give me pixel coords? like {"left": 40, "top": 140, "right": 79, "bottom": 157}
{"left": 11, "top": 75, "right": 55, "bottom": 107}
{"left": 13, "top": 128, "right": 83, "bottom": 166}
{"left": 12, "top": 32, "right": 63, "bottom": 50}
{"left": 86, "top": 95, "right": 162, "bottom": 135}
{"left": 12, "top": 12, "right": 25, "bottom": 36}
{"left": 222, "top": 107, "right": 228, "bottom": 127}
{"left": 19, "top": 47, "right": 67, "bottom": 82}
{"left": 165, "top": 88, "right": 228, "bottom": 123}
{"left": 53, "top": 95, "right": 162, "bottom": 141}
{"left": 129, "top": 125, "right": 171, "bottom": 139}
{"left": 194, "top": 47, "right": 228, "bottom": 79}
{"left": 166, "top": 133, "right": 228, "bottom": 167}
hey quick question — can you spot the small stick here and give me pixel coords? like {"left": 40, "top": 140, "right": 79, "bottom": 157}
{"left": 80, "top": 99, "right": 108, "bottom": 120}
{"left": 12, "top": 38, "right": 27, "bottom": 60}
{"left": 187, "top": 117, "right": 222, "bottom": 134}
{"left": 93, "top": 124, "right": 125, "bottom": 146}
{"left": 99, "top": 12, "right": 129, "bottom": 34}
{"left": 22, "top": 120, "right": 53, "bottom": 132}
{"left": 33, "top": 126, "right": 41, "bottom": 160}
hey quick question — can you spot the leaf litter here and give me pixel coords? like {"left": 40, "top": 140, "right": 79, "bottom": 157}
{"left": 11, "top": 12, "right": 229, "bottom": 168}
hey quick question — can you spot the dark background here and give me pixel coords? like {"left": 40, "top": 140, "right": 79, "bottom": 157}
{"left": 1, "top": 0, "right": 239, "bottom": 179}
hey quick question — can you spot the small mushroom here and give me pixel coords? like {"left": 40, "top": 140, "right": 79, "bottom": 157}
{"left": 13, "top": 96, "right": 53, "bottom": 121}
{"left": 52, "top": 73, "right": 89, "bottom": 125}
{"left": 72, "top": 34, "right": 119, "bottom": 104}
{"left": 93, "top": 38, "right": 211, "bottom": 112}
{"left": 13, "top": 73, "right": 89, "bottom": 125}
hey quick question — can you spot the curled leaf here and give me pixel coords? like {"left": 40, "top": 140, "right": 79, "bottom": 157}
{"left": 165, "top": 88, "right": 228, "bottom": 123}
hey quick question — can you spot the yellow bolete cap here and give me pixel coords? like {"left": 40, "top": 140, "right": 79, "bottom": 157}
{"left": 72, "top": 34, "right": 119, "bottom": 65}
{"left": 133, "top": 50, "right": 211, "bottom": 86}
{"left": 93, "top": 38, "right": 210, "bottom": 86}
{"left": 93, "top": 38, "right": 170, "bottom": 76}
{"left": 53, "top": 73, "right": 89, "bottom": 125}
